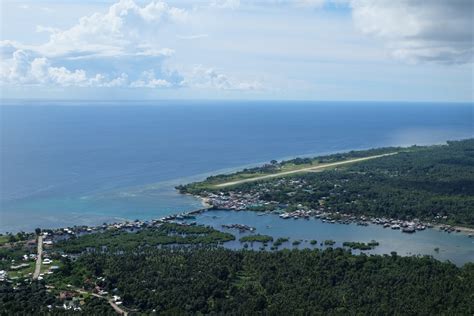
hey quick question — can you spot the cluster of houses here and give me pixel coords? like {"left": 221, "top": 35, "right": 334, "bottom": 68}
{"left": 49, "top": 287, "right": 107, "bottom": 312}
{"left": 277, "top": 209, "right": 432, "bottom": 233}
{"left": 50, "top": 276, "right": 123, "bottom": 311}
{"left": 381, "top": 219, "right": 428, "bottom": 233}
{"left": 196, "top": 188, "right": 471, "bottom": 236}
{"left": 36, "top": 219, "right": 162, "bottom": 245}
{"left": 204, "top": 192, "right": 262, "bottom": 210}
{"left": 197, "top": 178, "right": 330, "bottom": 212}
{"left": 195, "top": 184, "right": 440, "bottom": 235}
{"left": 58, "top": 291, "right": 82, "bottom": 312}
{"left": 0, "top": 270, "right": 7, "bottom": 281}
{"left": 0, "top": 222, "right": 155, "bottom": 284}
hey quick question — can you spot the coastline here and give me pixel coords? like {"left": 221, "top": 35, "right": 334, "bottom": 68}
{"left": 190, "top": 194, "right": 474, "bottom": 237}
{"left": 3, "top": 139, "right": 473, "bottom": 237}
{"left": 433, "top": 224, "right": 474, "bottom": 235}
{"left": 199, "top": 196, "right": 212, "bottom": 208}
{"left": 179, "top": 139, "right": 474, "bottom": 238}
{"left": 182, "top": 192, "right": 212, "bottom": 209}
{"left": 2, "top": 196, "right": 472, "bottom": 268}
{"left": 177, "top": 201, "right": 474, "bottom": 237}
{"left": 183, "top": 174, "right": 474, "bottom": 238}
{"left": 3, "top": 198, "right": 471, "bottom": 238}
{"left": 184, "top": 193, "right": 212, "bottom": 208}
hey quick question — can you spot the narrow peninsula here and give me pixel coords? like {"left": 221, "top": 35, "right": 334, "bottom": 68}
{"left": 178, "top": 139, "right": 474, "bottom": 231}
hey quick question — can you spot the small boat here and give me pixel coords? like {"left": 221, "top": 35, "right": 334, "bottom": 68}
{"left": 402, "top": 226, "right": 416, "bottom": 233}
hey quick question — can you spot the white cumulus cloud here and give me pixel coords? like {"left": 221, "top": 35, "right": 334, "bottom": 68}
{"left": 349, "top": 0, "right": 473, "bottom": 64}
{"left": 0, "top": 1, "right": 188, "bottom": 89}
{"left": 183, "top": 65, "right": 262, "bottom": 90}
{"left": 38, "top": 0, "right": 187, "bottom": 58}
{"left": 131, "top": 70, "right": 173, "bottom": 88}
{"left": 0, "top": 49, "right": 129, "bottom": 87}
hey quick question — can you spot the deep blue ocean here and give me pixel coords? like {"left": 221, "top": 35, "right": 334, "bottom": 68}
{"left": 1, "top": 100, "right": 473, "bottom": 233}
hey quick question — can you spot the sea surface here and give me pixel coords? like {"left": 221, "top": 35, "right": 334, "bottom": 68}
{"left": 1, "top": 100, "right": 473, "bottom": 235}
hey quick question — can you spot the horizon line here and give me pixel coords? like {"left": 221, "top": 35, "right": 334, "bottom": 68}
{"left": 1, "top": 98, "right": 473, "bottom": 105}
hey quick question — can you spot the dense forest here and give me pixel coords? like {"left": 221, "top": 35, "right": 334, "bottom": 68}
{"left": 181, "top": 139, "right": 474, "bottom": 226}
{"left": 4, "top": 247, "right": 473, "bottom": 315}
{"left": 54, "top": 223, "right": 234, "bottom": 254}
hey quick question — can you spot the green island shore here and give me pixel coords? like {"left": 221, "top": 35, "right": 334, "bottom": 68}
{"left": 1, "top": 226, "right": 473, "bottom": 315}
{"left": 178, "top": 139, "right": 474, "bottom": 230}
{"left": 1, "top": 139, "right": 473, "bottom": 314}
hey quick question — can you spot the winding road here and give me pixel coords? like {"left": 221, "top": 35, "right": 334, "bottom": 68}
{"left": 215, "top": 152, "right": 398, "bottom": 188}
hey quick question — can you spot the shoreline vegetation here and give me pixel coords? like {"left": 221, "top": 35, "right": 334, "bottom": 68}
{"left": 178, "top": 139, "right": 474, "bottom": 232}
{"left": 2, "top": 139, "right": 472, "bottom": 238}
{"left": 0, "top": 139, "right": 472, "bottom": 259}
{"left": 1, "top": 140, "right": 473, "bottom": 314}
{"left": 1, "top": 218, "right": 472, "bottom": 314}
{"left": 196, "top": 194, "right": 474, "bottom": 235}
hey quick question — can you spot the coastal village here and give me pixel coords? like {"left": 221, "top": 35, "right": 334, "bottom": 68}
{"left": 0, "top": 220, "right": 163, "bottom": 314}
{"left": 0, "top": 206, "right": 470, "bottom": 313}
{"left": 194, "top": 178, "right": 464, "bottom": 235}
{"left": 0, "top": 183, "right": 469, "bottom": 282}
{"left": 0, "top": 175, "right": 471, "bottom": 313}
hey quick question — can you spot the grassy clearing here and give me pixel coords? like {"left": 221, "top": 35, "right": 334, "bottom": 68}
{"left": 8, "top": 261, "right": 35, "bottom": 279}
{"left": 0, "top": 235, "right": 10, "bottom": 246}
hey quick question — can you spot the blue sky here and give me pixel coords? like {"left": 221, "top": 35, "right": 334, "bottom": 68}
{"left": 0, "top": 0, "right": 472, "bottom": 101}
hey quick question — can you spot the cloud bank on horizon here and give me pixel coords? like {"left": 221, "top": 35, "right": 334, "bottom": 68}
{"left": 0, "top": 0, "right": 472, "bottom": 101}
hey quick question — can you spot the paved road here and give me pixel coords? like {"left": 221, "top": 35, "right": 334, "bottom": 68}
{"left": 32, "top": 235, "right": 43, "bottom": 279}
{"left": 215, "top": 152, "right": 398, "bottom": 188}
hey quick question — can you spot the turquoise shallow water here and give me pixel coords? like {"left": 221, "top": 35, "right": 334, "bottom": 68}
{"left": 183, "top": 210, "right": 474, "bottom": 266}
{"left": 1, "top": 100, "right": 473, "bottom": 233}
